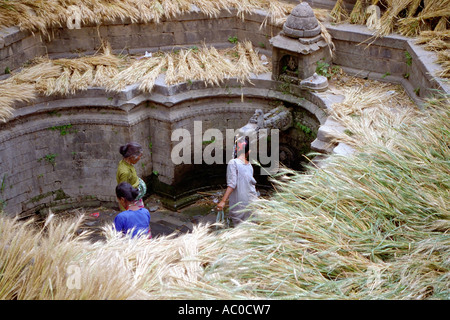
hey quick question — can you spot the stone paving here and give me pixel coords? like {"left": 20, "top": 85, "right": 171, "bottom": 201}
{"left": 77, "top": 193, "right": 219, "bottom": 242}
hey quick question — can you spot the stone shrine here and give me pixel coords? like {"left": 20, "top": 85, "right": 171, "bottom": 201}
{"left": 270, "top": 2, "right": 331, "bottom": 90}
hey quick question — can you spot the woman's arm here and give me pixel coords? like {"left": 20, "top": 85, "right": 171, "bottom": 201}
{"left": 217, "top": 159, "right": 237, "bottom": 211}
{"left": 217, "top": 186, "right": 234, "bottom": 211}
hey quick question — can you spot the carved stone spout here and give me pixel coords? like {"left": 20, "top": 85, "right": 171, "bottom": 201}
{"left": 237, "top": 105, "right": 293, "bottom": 140}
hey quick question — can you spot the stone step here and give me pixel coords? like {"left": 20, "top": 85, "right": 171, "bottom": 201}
{"left": 311, "top": 138, "right": 335, "bottom": 153}
{"left": 317, "top": 118, "right": 345, "bottom": 142}
{"left": 333, "top": 142, "right": 355, "bottom": 156}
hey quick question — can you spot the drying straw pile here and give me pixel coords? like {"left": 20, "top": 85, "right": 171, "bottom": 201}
{"left": 416, "top": 30, "right": 450, "bottom": 78}
{"left": 331, "top": 0, "right": 449, "bottom": 37}
{"left": 0, "top": 0, "right": 296, "bottom": 37}
{"left": 153, "top": 88, "right": 449, "bottom": 300}
{"left": 0, "top": 1, "right": 333, "bottom": 50}
{"left": 0, "top": 210, "right": 226, "bottom": 299}
{"left": 0, "top": 1, "right": 334, "bottom": 121}
{"left": 1, "top": 86, "right": 448, "bottom": 299}
{"left": 1, "top": 1, "right": 448, "bottom": 299}
{"left": 0, "top": 41, "right": 268, "bottom": 121}
{"left": 330, "top": 0, "right": 449, "bottom": 78}
{"left": 396, "top": 0, "right": 450, "bottom": 37}
{"left": 329, "top": 79, "right": 418, "bottom": 149}
{"left": 0, "top": 82, "right": 35, "bottom": 122}
{"left": 108, "top": 41, "right": 269, "bottom": 93}
{"left": 330, "top": 0, "right": 348, "bottom": 23}
{"left": 2, "top": 43, "right": 121, "bottom": 98}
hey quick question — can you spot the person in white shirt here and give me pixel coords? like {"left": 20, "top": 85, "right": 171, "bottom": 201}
{"left": 217, "top": 136, "right": 258, "bottom": 226}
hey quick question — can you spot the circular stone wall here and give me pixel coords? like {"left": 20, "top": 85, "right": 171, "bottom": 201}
{"left": 2, "top": 6, "right": 445, "bottom": 215}
{"left": 0, "top": 71, "right": 331, "bottom": 214}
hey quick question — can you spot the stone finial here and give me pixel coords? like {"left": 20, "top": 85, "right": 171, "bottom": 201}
{"left": 282, "top": 2, "right": 321, "bottom": 39}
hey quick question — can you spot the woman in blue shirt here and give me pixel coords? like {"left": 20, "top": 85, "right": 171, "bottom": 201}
{"left": 114, "top": 182, "right": 151, "bottom": 238}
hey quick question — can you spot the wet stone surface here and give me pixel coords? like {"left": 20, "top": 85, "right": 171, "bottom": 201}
{"left": 73, "top": 193, "right": 220, "bottom": 242}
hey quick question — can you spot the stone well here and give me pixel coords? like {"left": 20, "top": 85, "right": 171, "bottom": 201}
{"left": 0, "top": 4, "right": 448, "bottom": 215}
{"left": 0, "top": 72, "right": 333, "bottom": 213}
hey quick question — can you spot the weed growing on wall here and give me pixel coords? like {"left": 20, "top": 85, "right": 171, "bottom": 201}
{"left": 38, "top": 153, "right": 58, "bottom": 167}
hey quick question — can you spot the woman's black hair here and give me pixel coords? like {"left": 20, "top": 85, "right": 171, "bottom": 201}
{"left": 235, "top": 135, "right": 250, "bottom": 160}
{"left": 119, "top": 142, "right": 143, "bottom": 158}
{"left": 244, "top": 136, "right": 250, "bottom": 156}
{"left": 116, "top": 182, "right": 139, "bottom": 202}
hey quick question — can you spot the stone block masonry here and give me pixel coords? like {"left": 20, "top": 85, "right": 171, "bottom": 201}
{"left": 0, "top": 26, "right": 47, "bottom": 75}
{"left": 43, "top": 10, "right": 278, "bottom": 59}
{"left": 0, "top": 74, "right": 329, "bottom": 215}
{"left": 325, "top": 22, "right": 449, "bottom": 102}
{"left": 0, "top": 118, "right": 133, "bottom": 215}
